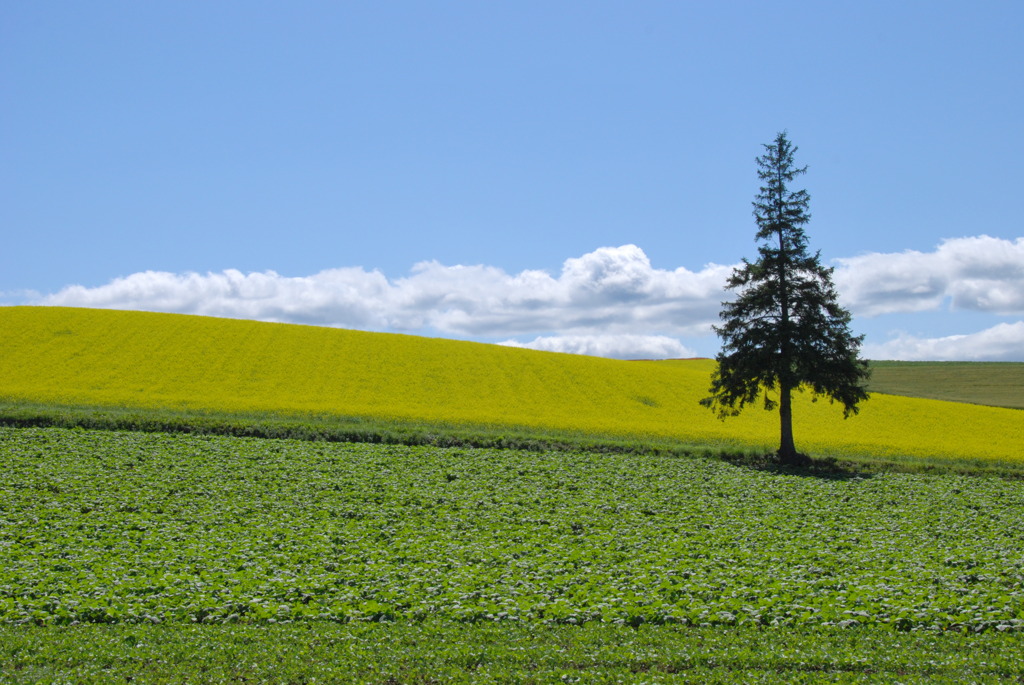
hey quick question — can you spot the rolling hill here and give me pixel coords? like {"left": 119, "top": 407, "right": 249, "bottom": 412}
{"left": 868, "top": 360, "right": 1024, "bottom": 410}
{"left": 0, "top": 306, "right": 1020, "bottom": 462}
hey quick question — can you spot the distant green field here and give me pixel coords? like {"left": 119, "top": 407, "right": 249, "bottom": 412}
{"left": 868, "top": 361, "right": 1024, "bottom": 409}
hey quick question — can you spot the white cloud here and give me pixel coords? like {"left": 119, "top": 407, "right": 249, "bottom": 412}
{"left": 835, "top": 236, "right": 1024, "bottom": 316}
{"left": 39, "top": 245, "right": 731, "bottom": 339}
{"left": 863, "top": 321, "right": 1024, "bottom": 361}
{"left": 30, "top": 237, "right": 1024, "bottom": 360}
{"left": 40, "top": 268, "right": 395, "bottom": 329}
{"left": 500, "top": 334, "right": 697, "bottom": 360}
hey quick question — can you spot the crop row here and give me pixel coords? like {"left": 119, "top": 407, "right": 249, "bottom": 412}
{"left": 1, "top": 426, "right": 1022, "bottom": 630}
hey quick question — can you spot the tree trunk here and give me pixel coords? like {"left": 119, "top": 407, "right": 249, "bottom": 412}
{"left": 775, "top": 204, "right": 799, "bottom": 465}
{"left": 778, "top": 379, "right": 798, "bottom": 463}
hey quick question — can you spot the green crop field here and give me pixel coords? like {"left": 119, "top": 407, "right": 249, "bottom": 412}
{"left": 1, "top": 306, "right": 1022, "bottom": 465}
{"left": 2, "top": 306, "right": 1024, "bottom": 681}
{"left": 1, "top": 427, "right": 1023, "bottom": 681}
{"left": 6, "top": 427, "right": 1023, "bottom": 629}
{"left": 868, "top": 360, "right": 1024, "bottom": 409}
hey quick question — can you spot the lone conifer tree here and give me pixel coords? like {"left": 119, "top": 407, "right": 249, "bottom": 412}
{"left": 701, "top": 132, "right": 869, "bottom": 464}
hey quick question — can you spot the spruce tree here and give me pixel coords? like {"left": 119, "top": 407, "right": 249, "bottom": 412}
{"left": 701, "top": 132, "right": 869, "bottom": 464}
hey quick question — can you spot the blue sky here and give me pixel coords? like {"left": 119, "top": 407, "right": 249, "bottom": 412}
{"left": 3, "top": 1, "right": 1022, "bottom": 360}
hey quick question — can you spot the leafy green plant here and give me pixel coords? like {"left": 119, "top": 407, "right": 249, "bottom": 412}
{"left": 2, "top": 427, "right": 1022, "bottom": 631}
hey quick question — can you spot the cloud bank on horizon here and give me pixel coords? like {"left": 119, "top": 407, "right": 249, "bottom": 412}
{"left": 23, "top": 235, "right": 1024, "bottom": 362}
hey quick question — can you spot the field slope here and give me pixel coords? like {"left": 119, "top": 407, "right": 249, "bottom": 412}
{"left": 1, "top": 306, "right": 1021, "bottom": 463}
{"left": 869, "top": 360, "right": 1024, "bottom": 409}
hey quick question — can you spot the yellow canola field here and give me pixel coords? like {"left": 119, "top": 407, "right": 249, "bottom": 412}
{"left": 1, "top": 306, "right": 1021, "bottom": 462}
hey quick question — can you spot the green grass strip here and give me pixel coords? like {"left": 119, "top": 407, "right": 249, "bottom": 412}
{"left": 0, "top": 399, "right": 731, "bottom": 458}
{"left": 1, "top": 623, "right": 1022, "bottom": 683}
{"left": 2, "top": 398, "right": 1022, "bottom": 478}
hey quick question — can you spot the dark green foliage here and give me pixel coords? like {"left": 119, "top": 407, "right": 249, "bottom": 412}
{"left": 703, "top": 132, "right": 870, "bottom": 463}
{"left": 4, "top": 426, "right": 1024, "bottom": 679}
{"left": 3, "top": 427, "right": 1023, "bottom": 630}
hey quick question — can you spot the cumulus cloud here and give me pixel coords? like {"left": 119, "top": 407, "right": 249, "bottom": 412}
{"left": 40, "top": 268, "right": 396, "bottom": 329}
{"left": 29, "top": 237, "right": 1024, "bottom": 360}
{"left": 39, "top": 245, "right": 731, "bottom": 340}
{"left": 500, "top": 334, "right": 697, "bottom": 360}
{"left": 863, "top": 321, "right": 1024, "bottom": 361}
{"left": 835, "top": 236, "right": 1024, "bottom": 316}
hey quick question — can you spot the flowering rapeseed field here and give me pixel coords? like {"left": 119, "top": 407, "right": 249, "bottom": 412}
{"left": 1, "top": 306, "right": 1020, "bottom": 462}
